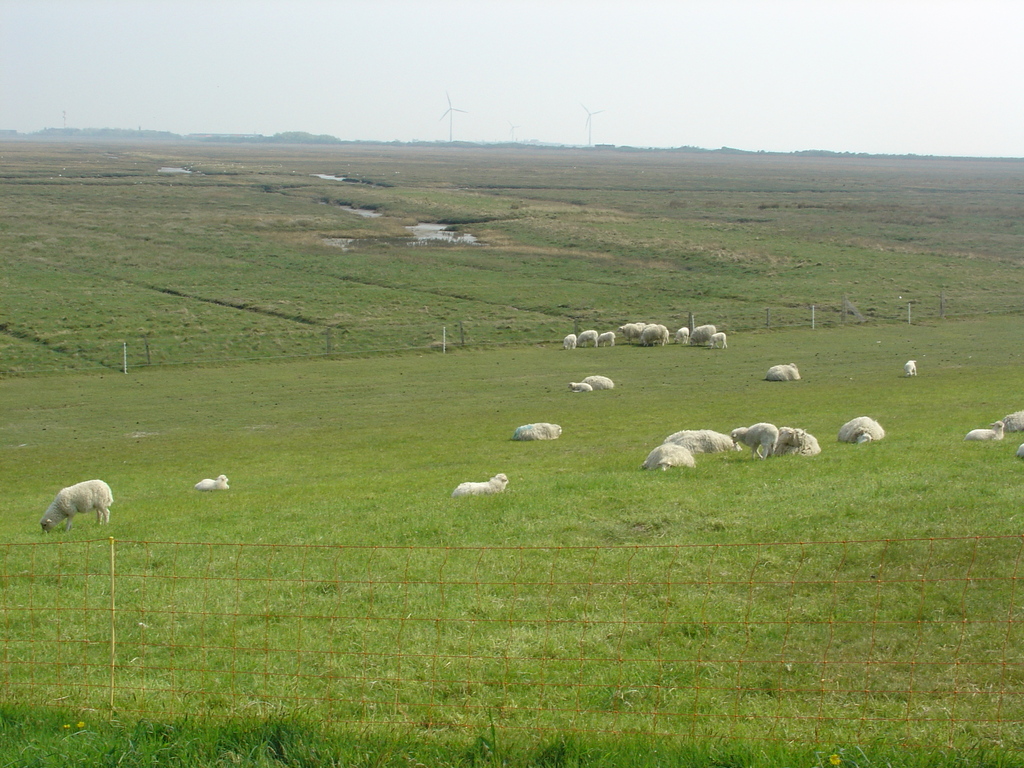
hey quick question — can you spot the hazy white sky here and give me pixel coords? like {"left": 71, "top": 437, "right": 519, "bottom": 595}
{"left": 2, "top": 0, "right": 1022, "bottom": 156}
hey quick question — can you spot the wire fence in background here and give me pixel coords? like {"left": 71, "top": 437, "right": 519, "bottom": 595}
{"left": 1, "top": 536, "right": 1021, "bottom": 749}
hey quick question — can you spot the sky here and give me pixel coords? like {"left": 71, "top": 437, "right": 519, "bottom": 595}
{"left": 2, "top": 0, "right": 1023, "bottom": 157}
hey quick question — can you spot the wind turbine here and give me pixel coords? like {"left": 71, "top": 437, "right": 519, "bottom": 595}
{"left": 581, "top": 103, "right": 604, "bottom": 146}
{"left": 440, "top": 92, "right": 467, "bottom": 142}
{"left": 508, "top": 121, "right": 521, "bottom": 142}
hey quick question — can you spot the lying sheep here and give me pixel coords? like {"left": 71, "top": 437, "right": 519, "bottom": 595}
{"left": 838, "top": 416, "right": 885, "bottom": 444}
{"left": 640, "top": 324, "right": 670, "bottom": 346}
{"left": 1002, "top": 411, "right": 1024, "bottom": 432}
{"left": 40, "top": 479, "right": 113, "bottom": 532}
{"left": 964, "top": 421, "right": 1005, "bottom": 441}
{"left": 597, "top": 331, "right": 616, "bottom": 347}
{"left": 731, "top": 423, "right": 779, "bottom": 459}
{"left": 689, "top": 324, "right": 717, "bottom": 346}
{"left": 773, "top": 427, "right": 821, "bottom": 457}
{"left": 904, "top": 360, "right": 917, "bottom": 377}
{"left": 662, "top": 429, "right": 741, "bottom": 454}
{"left": 642, "top": 443, "right": 696, "bottom": 470}
{"left": 576, "top": 329, "right": 599, "bottom": 347}
{"left": 451, "top": 473, "right": 509, "bottom": 498}
{"left": 674, "top": 327, "right": 690, "bottom": 344}
{"left": 582, "top": 375, "right": 614, "bottom": 390}
{"left": 195, "top": 474, "right": 229, "bottom": 491}
{"left": 512, "top": 423, "right": 562, "bottom": 441}
{"left": 563, "top": 333, "right": 577, "bottom": 350}
{"left": 1017, "top": 443, "right": 1024, "bottom": 459}
{"left": 709, "top": 332, "right": 728, "bottom": 349}
{"left": 766, "top": 363, "right": 801, "bottom": 381}
{"left": 568, "top": 381, "right": 594, "bottom": 392}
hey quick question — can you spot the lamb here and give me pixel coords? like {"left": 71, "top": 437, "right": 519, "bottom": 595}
{"left": 597, "top": 331, "right": 616, "bottom": 347}
{"left": 765, "top": 363, "right": 801, "bottom": 382}
{"left": 1017, "top": 443, "right": 1024, "bottom": 459}
{"left": 688, "top": 324, "right": 717, "bottom": 346}
{"left": 568, "top": 381, "right": 594, "bottom": 392}
{"left": 582, "top": 375, "right": 614, "bottom": 390}
{"left": 617, "top": 323, "right": 646, "bottom": 344}
{"left": 576, "top": 329, "right": 599, "bottom": 347}
{"left": 512, "top": 423, "right": 562, "bottom": 441}
{"left": 662, "top": 429, "right": 741, "bottom": 454}
{"left": 1002, "top": 411, "right": 1024, "bottom": 432}
{"left": 40, "top": 479, "right": 113, "bottom": 532}
{"left": 563, "top": 333, "right": 577, "bottom": 350}
{"left": 640, "top": 324, "right": 670, "bottom": 346}
{"left": 904, "top": 360, "right": 917, "bottom": 377}
{"left": 709, "top": 332, "right": 728, "bottom": 349}
{"left": 642, "top": 442, "right": 696, "bottom": 470}
{"left": 195, "top": 474, "right": 230, "bottom": 491}
{"left": 964, "top": 421, "right": 1005, "bottom": 441}
{"left": 674, "top": 327, "right": 690, "bottom": 344}
{"left": 731, "top": 423, "right": 780, "bottom": 459}
{"left": 773, "top": 427, "right": 821, "bottom": 457}
{"left": 838, "top": 416, "right": 885, "bottom": 444}
{"left": 451, "top": 473, "right": 509, "bottom": 498}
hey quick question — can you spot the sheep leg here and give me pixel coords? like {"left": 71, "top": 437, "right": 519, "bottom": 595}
{"left": 64, "top": 516, "right": 73, "bottom": 532}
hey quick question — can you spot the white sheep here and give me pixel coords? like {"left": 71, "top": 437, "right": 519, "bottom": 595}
{"left": 662, "top": 429, "right": 741, "bottom": 454}
{"left": 40, "top": 479, "right": 113, "bottom": 532}
{"left": 1017, "top": 443, "right": 1024, "bottom": 459}
{"left": 195, "top": 474, "right": 230, "bottom": 491}
{"left": 563, "top": 333, "right": 577, "bottom": 350}
{"left": 688, "top": 324, "right": 717, "bottom": 346}
{"left": 576, "top": 329, "right": 599, "bottom": 347}
{"left": 964, "top": 421, "right": 1005, "bottom": 441}
{"left": 617, "top": 322, "right": 646, "bottom": 344}
{"left": 597, "top": 331, "right": 616, "bottom": 347}
{"left": 731, "top": 423, "right": 780, "bottom": 459}
{"left": 773, "top": 427, "right": 821, "bottom": 457}
{"left": 640, "top": 324, "right": 670, "bottom": 346}
{"left": 568, "top": 381, "right": 594, "bottom": 392}
{"left": 765, "top": 363, "right": 801, "bottom": 382}
{"left": 641, "top": 443, "right": 696, "bottom": 470}
{"left": 512, "top": 423, "right": 562, "bottom": 441}
{"left": 904, "top": 360, "right": 917, "bottom": 377}
{"left": 582, "top": 375, "right": 614, "bottom": 390}
{"left": 709, "top": 332, "right": 728, "bottom": 349}
{"left": 1002, "top": 411, "right": 1024, "bottom": 432}
{"left": 674, "top": 327, "right": 690, "bottom": 344}
{"left": 451, "top": 473, "right": 509, "bottom": 498}
{"left": 838, "top": 416, "right": 885, "bottom": 444}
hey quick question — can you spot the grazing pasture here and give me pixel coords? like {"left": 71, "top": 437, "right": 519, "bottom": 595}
{"left": 1, "top": 142, "right": 1023, "bottom": 764}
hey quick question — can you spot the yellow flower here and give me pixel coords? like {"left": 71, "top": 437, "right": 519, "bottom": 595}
{"left": 63, "top": 724, "right": 71, "bottom": 730}
{"left": 829, "top": 755, "right": 842, "bottom": 766}
{"left": 77, "top": 721, "right": 86, "bottom": 728}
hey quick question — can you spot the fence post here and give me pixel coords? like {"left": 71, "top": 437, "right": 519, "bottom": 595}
{"left": 459, "top": 321, "right": 465, "bottom": 346}
{"left": 908, "top": 303, "right": 912, "bottom": 324}
{"left": 143, "top": 337, "right": 151, "bottom": 366}
{"left": 442, "top": 326, "right": 446, "bottom": 354}
{"left": 573, "top": 318, "right": 579, "bottom": 336}
{"left": 766, "top": 308, "right": 771, "bottom": 328}
{"left": 109, "top": 537, "right": 116, "bottom": 715}
{"left": 123, "top": 342, "right": 127, "bottom": 374}
{"left": 688, "top": 312, "right": 695, "bottom": 332}
{"left": 842, "top": 295, "right": 847, "bottom": 324}
{"left": 811, "top": 305, "right": 816, "bottom": 330}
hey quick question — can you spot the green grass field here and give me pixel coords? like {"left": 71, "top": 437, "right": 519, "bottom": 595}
{"left": 2, "top": 142, "right": 1023, "bottom": 766}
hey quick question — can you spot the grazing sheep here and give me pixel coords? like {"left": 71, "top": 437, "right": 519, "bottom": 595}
{"left": 597, "top": 331, "right": 616, "bottom": 347}
{"left": 964, "top": 421, "right": 1005, "bottom": 441}
{"left": 674, "top": 327, "right": 690, "bottom": 344}
{"left": 512, "top": 423, "right": 562, "bottom": 441}
{"left": 640, "top": 324, "right": 670, "bottom": 346}
{"left": 451, "top": 473, "right": 509, "bottom": 498}
{"left": 642, "top": 443, "right": 696, "bottom": 471}
{"left": 40, "top": 479, "right": 113, "bottom": 532}
{"left": 731, "top": 423, "right": 780, "bottom": 459}
{"left": 838, "top": 416, "right": 885, "bottom": 444}
{"left": 689, "top": 324, "right": 717, "bottom": 346}
{"left": 576, "top": 329, "right": 599, "bottom": 347}
{"left": 582, "top": 375, "right": 614, "bottom": 390}
{"left": 709, "top": 332, "right": 728, "bottom": 349}
{"left": 1017, "top": 443, "right": 1024, "bottom": 459}
{"left": 663, "top": 429, "right": 741, "bottom": 454}
{"left": 563, "top": 333, "right": 577, "bottom": 350}
{"left": 195, "top": 474, "right": 229, "bottom": 491}
{"left": 617, "top": 322, "right": 646, "bottom": 344}
{"left": 773, "top": 427, "right": 821, "bottom": 457}
{"left": 904, "top": 360, "right": 917, "bottom": 377}
{"left": 568, "top": 381, "right": 594, "bottom": 392}
{"left": 765, "top": 363, "right": 801, "bottom": 382}
{"left": 1002, "top": 411, "right": 1024, "bottom": 432}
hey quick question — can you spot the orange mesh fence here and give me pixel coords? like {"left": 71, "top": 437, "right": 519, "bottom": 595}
{"left": 1, "top": 536, "right": 1021, "bottom": 748}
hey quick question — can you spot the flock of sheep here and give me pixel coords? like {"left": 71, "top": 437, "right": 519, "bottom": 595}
{"left": 563, "top": 322, "right": 726, "bottom": 350}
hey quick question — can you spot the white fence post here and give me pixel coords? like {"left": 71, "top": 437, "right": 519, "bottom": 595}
{"left": 123, "top": 342, "right": 128, "bottom": 374}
